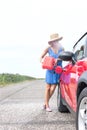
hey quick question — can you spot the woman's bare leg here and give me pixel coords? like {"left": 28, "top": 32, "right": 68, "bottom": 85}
{"left": 49, "top": 84, "right": 57, "bottom": 98}
{"left": 44, "top": 83, "right": 51, "bottom": 108}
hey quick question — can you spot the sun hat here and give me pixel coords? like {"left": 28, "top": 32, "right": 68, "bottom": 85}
{"left": 48, "top": 33, "right": 63, "bottom": 44}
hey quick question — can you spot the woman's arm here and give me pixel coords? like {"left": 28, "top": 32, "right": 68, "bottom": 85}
{"left": 40, "top": 47, "right": 49, "bottom": 62}
{"left": 57, "top": 47, "right": 65, "bottom": 62}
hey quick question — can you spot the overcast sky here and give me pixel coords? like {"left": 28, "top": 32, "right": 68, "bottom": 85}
{"left": 0, "top": 0, "right": 87, "bottom": 78}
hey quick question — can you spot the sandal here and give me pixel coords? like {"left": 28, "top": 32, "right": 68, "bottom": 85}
{"left": 46, "top": 107, "right": 52, "bottom": 112}
{"left": 42, "top": 104, "right": 46, "bottom": 110}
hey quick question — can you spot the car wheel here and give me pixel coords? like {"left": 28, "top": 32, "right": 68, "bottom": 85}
{"left": 76, "top": 87, "right": 87, "bottom": 130}
{"left": 57, "top": 84, "right": 69, "bottom": 113}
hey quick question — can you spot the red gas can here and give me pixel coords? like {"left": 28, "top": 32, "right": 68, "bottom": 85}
{"left": 42, "top": 56, "right": 56, "bottom": 70}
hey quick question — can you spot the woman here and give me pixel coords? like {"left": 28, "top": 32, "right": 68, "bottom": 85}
{"left": 40, "top": 33, "right": 64, "bottom": 112}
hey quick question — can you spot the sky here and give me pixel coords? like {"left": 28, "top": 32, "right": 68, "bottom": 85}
{"left": 0, "top": 0, "right": 87, "bottom": 78}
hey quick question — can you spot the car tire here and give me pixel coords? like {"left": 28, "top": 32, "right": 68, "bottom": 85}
{"left": 76, "top": 87, "right": 87, "bottom": 130}
{"left": 57, "top": 84, "right": 69, "bottom": 113}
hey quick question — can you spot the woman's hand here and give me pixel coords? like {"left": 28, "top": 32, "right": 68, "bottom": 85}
{"left": 55, "top": 58, "right": 61, "bottom": 66}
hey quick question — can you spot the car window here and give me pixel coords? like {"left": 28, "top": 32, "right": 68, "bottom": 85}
{"left": 73, "top": 34, "right": 87, "bottom": 60}
{"left": 74, "top": 45, "right": 84, "bottom": 60}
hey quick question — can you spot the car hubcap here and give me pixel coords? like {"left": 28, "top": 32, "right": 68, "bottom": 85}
{"left": 78, "top": 97, "right": 87, "bottom": 130}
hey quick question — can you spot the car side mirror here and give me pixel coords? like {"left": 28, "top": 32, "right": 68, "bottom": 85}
{"left": 59, "top": 51, "right": 76, "bottom": 64}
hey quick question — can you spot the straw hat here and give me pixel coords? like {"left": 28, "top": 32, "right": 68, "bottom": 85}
{"left": 48, "top": 33, "right": 63, "bottom": 44}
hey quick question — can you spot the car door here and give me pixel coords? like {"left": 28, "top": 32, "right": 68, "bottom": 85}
{"left": 61, "top": 34, "right": 87, "bottom": 112}
{"left": 60, "top": 62, "right": 78, "bottom": 111}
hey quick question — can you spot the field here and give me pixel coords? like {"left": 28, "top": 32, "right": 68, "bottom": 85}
{"left": 0, "top": 73, "right": 35, "bottom": 86}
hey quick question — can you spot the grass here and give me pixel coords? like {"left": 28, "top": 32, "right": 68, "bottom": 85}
{"left": 0, "top": 73, "right": 36, "bottom": 86}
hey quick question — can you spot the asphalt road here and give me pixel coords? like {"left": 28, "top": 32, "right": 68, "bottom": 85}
{"left": 0, "top": 80, "right": 76, "bottom": 130}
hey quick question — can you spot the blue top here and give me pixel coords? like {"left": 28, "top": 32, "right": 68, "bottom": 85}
{"left": 45, "top": 47, "right": 62, "bottom": 84}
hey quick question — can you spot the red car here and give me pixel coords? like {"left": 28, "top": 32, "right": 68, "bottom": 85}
{"left": 57, "top": 32, "right": 87, "bottom": 130}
